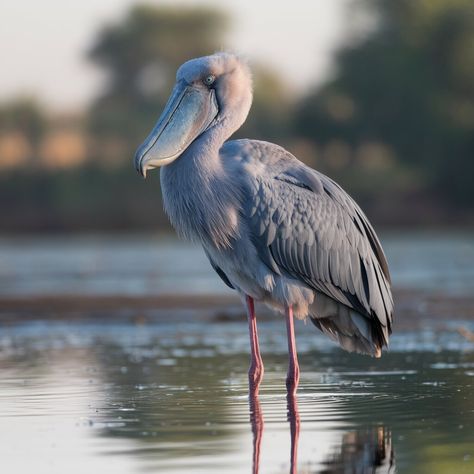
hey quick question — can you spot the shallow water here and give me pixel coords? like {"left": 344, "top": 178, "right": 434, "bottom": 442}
{"left": 1, "top": 232, "right": 474, "bottom": 472}
{"left": 1, "top": 319, "right": 473, "bottom": 473}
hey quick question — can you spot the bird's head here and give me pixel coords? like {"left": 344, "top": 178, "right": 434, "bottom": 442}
{"left": 135, "top": 52, "right": 253, "bottom": 177}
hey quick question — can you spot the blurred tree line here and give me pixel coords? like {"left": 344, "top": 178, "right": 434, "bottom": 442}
{"left": 0, "top": 0, "right": 473, "bottom": 232}
{"left": 296, "top": 0, "right": 474, "bottom": 221}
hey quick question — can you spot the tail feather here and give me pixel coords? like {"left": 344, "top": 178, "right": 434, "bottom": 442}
{"left": 309, "top": 291, "right": 388, "bottom": 357}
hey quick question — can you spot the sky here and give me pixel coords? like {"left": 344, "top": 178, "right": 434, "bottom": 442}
{"left": 0, "top": 0, "right": 352, "bottom": 111}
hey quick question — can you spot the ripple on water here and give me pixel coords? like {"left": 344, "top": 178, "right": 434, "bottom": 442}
{"left": 0, "top": 320, "right": 473, "bottom": 473}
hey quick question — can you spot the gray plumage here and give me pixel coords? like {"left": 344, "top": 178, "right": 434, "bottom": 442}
{"left": 135, "top": 52, "right": 393, "bottom": 357}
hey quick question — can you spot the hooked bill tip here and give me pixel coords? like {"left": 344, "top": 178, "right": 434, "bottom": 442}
{"left": 140, "top": 164, "right": 147, "bottom": 179}
{"left": 134, "top": 150, "right": 147, "bottom": 178}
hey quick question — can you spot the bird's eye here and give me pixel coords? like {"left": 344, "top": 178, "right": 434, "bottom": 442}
{"left": 203, "top": 74, "right": 216, "bottom": 86}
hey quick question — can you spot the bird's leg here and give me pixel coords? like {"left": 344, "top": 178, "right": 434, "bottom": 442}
{"left": 246, "top": 295, "right": 264, "bottom": 472}
{"left": 246, "top": 295, "right": 264, "bottom": 395}
{"left": 285, "top": 305, "right": 300, "bottom": 394}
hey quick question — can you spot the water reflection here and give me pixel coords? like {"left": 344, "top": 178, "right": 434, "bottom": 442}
{"left": 249, "top": 387, "right": 393, "bottom": 474}
{"left": 320, "top": 426, "right": 394, "bottom": 474}
{"left": 287, "top": 392, "right": 301, "bottom": 474}
{"left": 249, "top": 393, "right": 264, "bottom": 473}
{"left": 248, "top": 391, "right": 300, "bottom": 474}
{"left": 0, "top": 320, "right": 472, "bottom": 473}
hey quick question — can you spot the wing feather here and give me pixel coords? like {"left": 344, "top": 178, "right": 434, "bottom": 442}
{"left": 243, "top": 160, "right": 393, "bottom": 341}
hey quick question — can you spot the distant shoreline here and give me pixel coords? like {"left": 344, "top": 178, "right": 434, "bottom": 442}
{"left": 1, "top": 289, "right": 473, "bottom": 330}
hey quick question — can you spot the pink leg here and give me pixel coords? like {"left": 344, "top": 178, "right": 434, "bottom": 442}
{"left": 285, "top": 305, "right": 300, "bottom": 394}
{"left": 246, "top": 295, "right": 264, "bottom": 395}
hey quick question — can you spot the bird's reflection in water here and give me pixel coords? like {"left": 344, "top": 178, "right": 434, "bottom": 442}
{"left": 321, "top": 426, "right": 395, "bottom": 474}
{"left": 249, "top": 388, "right": 301, "bottom": 474}
{"left": 249, "top": 390, "right": 394, "bottom": 474}
{"left": 287, "top": 392, "right": 301, "bottom": 474}
{"left": 249, "top": 392, "right": 264, "bottom": 474}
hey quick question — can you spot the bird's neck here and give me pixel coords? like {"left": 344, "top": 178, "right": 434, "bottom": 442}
{"left": 160, "top": 120, "right": 241, "bottom": 249}
{"left": 192, "top": 112, "right": 242, "bottom": 159}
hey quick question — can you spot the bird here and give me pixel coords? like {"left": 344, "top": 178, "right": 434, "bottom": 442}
{"left": 134, "top": 52, "right": 393, "bottom": 394}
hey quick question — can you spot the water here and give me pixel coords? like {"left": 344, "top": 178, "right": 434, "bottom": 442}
{"left": 0, "top": 320, "right": 473, "bottom": 473}
{"left": 0, "top": 231, "right": 473, "bottom": 297}
{"left": 0, "top": 232, "right": 473, "bottom": 473}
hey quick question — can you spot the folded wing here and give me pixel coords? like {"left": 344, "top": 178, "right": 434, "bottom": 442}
{"left": 243, "top": 158, "right": 393, "bottom": 354}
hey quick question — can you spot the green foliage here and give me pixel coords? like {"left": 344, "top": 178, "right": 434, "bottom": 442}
{"left": 0, "top": 166, "right": 170, "bottom": 232}
{"left": 3, "top": 1, "right": 474, "bottom": 232}
{"left": 0, "top": 97, "right": 46, "bottom": 146}
{"left": 296, "top": 0, "right": 474, "bottom": 206}
{"left": 237, "top": 64, "right": 293, "bottom": 142}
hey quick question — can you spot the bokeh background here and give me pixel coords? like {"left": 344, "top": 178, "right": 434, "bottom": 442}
{"left": 1, "top": 2, "right": 474, "bottom": 473}
{"left": 1, "top": 0, "right": 474, "bottom": 232}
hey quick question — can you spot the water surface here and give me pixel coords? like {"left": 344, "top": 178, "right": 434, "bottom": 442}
{"left": 1, "top": 231, "right": 473, "bottom": 297}
{"left": 0, "top": 319, "right": 473, "bottom": 473}
{"left": 0, "top": 233, "right": 473, "bottom": 473}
